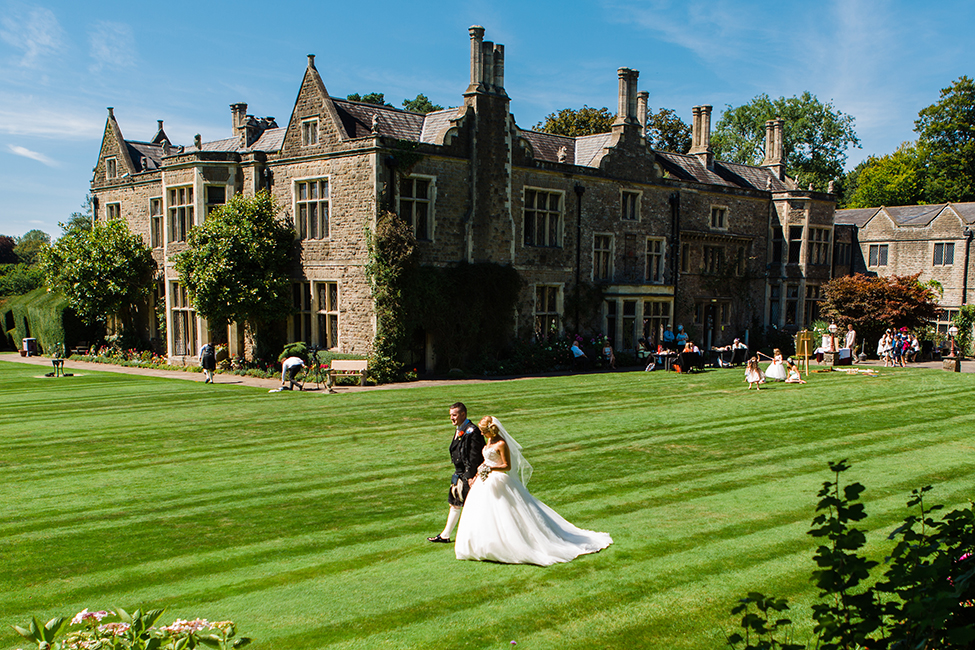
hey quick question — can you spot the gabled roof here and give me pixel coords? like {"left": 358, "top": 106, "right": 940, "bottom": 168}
{"left": 574, "top": 133, "right": 612, "bottom": 166}
{"left": 420, "top": 108, "right": 462, "bottom": 143}
{"left": 331, "top": 99, "right": 424, "bottom": 140}
{"left": 950, "top": 203, "right": 975, "bottom": 224}
{"left": 884, "top": 204, "right": 947, "bottom": 227}
{"left": 655, "top": 152, "right": 789, "bottom": 191}
{"left": 834, "top": 207, "right": 881, "bottom": 227}
{"left": 126, "top": 141, "right": 165, "bottom": 172}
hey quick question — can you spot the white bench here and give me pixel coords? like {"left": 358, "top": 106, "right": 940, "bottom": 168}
{"left": 329, "top": 359, "right": 369, "bottom": 386}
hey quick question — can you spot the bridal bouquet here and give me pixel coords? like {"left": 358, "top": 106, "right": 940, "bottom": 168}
{"left": 477, "top": 463, "right": 492, "bottom": 481}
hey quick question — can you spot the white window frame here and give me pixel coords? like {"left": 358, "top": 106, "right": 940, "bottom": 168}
{"left": 397, "top": 175, "right": 436, "bottom": 241}
{"left": 646, "top": 237, "right": 665, "bottom": 283}
{"left": 621, "top": 189, "right": 641, "bottom": 221}
{"left": 523, "top": 187, "right": 564, "bottom": 248}
{"left": 301, "top": 118, "right": 319, "bottom": 146}
{"left": 293, "top": 176, "right": 330, "bottom": 240}
{"left": 710, "top": 205, "right": 728, "bottom": 230}
{"left": 593, "top": 233, "right": 614, "bottom": 281}
{"left": 106, "top": 157, "right": 118, "bottom": 179}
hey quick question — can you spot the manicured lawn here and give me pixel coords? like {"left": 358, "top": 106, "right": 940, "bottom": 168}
{"left": 1, "top": 360, "right": 972, "bottom": 649}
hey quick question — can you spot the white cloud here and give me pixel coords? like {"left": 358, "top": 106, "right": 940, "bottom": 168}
{"left": 0, "top": 3, "right": 65, "bottom": 67}
{"left": 0, "top": 100, "right": 103, "bottom": 139}
{"left": 8, "top": 144, "right": 58, "bottom": 166}
{"left": 88, "top": 21, "right": 136, "bottom": 72}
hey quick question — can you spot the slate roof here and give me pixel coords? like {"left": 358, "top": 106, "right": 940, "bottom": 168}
{"left": 332, "top": 98, "right": 424, "bottom": 140}
{"left": 885, "top": 204, "right": 947, "bottom": 226}
{"left": 834, "top": 208, "right": 880, "bottom": 227}
{"left": 950, "top": 203, "right": 975, "bottom": 224}
{"left": 520, "top": 130, "right": 575, "bottom": 163}
{"left": 420, "top": 108, "right": 461, "bottom": 143}
{"left": 125, "top": 141, "right": 165, "bottom": 172}
{"left": 575, "top": 133, "right": 613, "bottom": 166}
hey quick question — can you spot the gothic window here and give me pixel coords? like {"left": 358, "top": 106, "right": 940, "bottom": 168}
{"left": 934, "top": 242, "right": 955, "bottom": 266}
{"left": 808, "top": 227, "right": 831, "bottom": 265}
{"left": 524, "top": 189, "right": 563, "bottom": 248}
{"left": 399, "top": 176, "right": 434, "bottom": 241}
{"left": 295, "top": 178, "right": 329, "bottom": 240}
{"left": 150, "top": 198, "right": 162, "bottom": 248}
{"left": 621, "top": 191, "right": 640, "bottom": 221}
{"left": 168, "top": 186, "right": 193, "bottom": 243}
{"left": 868, "top": 244, "right": 888, "bottom": 267}
{"left": 534, "top": 285, "right": 561, "bottom": 338}
{"left": 646, "top": 238, "right": 664, "bottom": 283}
{"left": 702, "top": 246, "right": 723, "bottom": 274}
{"left": 593, "top": 234, "right": 613, "bottom": 281}
{"left": 301, "top": 119, "right": 319, "bottom": 146}
{"left": 317, "top": 281, "right": 339, "bottom": 349}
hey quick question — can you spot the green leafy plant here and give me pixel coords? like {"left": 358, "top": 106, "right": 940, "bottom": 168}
{"left": 13, "top": 607, "right": 251, "bottom": 650}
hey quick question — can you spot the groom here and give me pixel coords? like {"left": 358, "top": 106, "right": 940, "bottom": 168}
{"left": 427, "top": 402, "right": 485, "bottom": 543}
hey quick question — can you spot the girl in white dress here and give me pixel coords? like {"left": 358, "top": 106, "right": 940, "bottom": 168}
{"left": 763, "top": 348, "right": 788, "bottom": 381}
{"left": 745, "top": 357, "right": 765, "bottom": 389}
{"left": 454, "top": 416, "right": 613, "bottom": 566}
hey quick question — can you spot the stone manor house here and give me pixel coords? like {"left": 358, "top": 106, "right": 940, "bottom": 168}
{"left": 90, "top": 26, "right": 838, "bottom": 368}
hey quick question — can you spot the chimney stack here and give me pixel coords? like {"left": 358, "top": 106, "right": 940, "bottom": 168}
{"left": 614, "top": 68, "right": 639, "bottom": 126}
{"left": 307, "top": 54, "right": 316, "bottom": 69}
{"left": 637, "top": 91, "right": 649, "bottom": 138}
{"left": 761, "top": 117, "right": 786, "bottom": 180}
{"left": 230, "top": 102, "right": 248, "bottom": 135}
{"left": 468, "top": 25, "right": 485, "bottom": 93}
{"left": 689, "top": 105, "right": 714, "bottom": 169}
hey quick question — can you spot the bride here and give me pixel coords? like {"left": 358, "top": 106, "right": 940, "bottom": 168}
{"left": 454, "top": 416, "right": 612, "bottom": 566}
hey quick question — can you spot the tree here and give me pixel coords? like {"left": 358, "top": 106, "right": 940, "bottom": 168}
{"left": 820, "top": 273, "right": 938, "bottom": 350}
{"left": 173, "top": 191, "right": 295, "bottom": 358}
{"left": 646, "top": 107, "right": 691, "bottom": 153}
{"left": 41, "top": 218, "right": 154, "bottom": 328}
{"left": 712, "top": 92, "right": 860, "bottom": 191}
{"left": 63, "top": 194, "right": 94, "bottom": 234}
{"left": 0, "top": 235, "right": 17, "bottom": 264}
{"left": 402, "top": 94, "right": 443, "bottom": 114}
{"left": 915, "top": 75, "right": 975, "bottom": 203}
{"left": 347, "top": 92, "right": 392, "bottom": 107}
{"left": 534, "top": 106, "right": 614, "bottom": 137}
{"left": 14, "top": 229, "right": 51, "bottom": 266}
{"left": 842, "top": 143, "right": 925, "bottom": 208}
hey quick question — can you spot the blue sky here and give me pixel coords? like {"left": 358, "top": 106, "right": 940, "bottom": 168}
{"left": 1, "top": 0, "right": 972, "bottom": 238}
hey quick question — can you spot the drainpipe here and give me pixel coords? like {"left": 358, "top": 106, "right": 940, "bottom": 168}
{"left": 963, "top": 227, "right": 972, "bottom": 305}
{"left": 669, "top": 192, "right": 681, "bottom": 314}
{"left": 574, "top": 184, "right": 585, "bottom": 334}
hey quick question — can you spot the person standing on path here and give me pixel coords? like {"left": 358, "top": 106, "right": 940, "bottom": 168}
{"left": 200, "top": 342, "right": 216, "bottom": 383}
{"left": 428, "top": 402, "right": 485, "bottom": 544}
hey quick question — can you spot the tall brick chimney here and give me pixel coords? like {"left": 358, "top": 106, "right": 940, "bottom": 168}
{"left": 637, "top": 91, "right": 649, "bottom": 139}
{"left": 463, "top": 26, "right": 512, "bottom": 263}
{"left": 231, "top": 102, "right": 248, "bottom": 138}
{"left": 762, "top": 117, "right": 786, "bottom": 180}
{"left": 613, "top": 68, "right": 640, "bottom": 127}
{"left": 689, "top": 105, "right": 714, "bottom": 169}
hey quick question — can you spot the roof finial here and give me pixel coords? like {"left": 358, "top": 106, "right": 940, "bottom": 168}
{"left": 307, "top": 54, "right": 316, "bottom": 69}
{"left": 107, "top": 107, "right": 114, "bottom": 117}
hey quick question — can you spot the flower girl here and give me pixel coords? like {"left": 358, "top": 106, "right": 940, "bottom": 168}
{"left": 745, "top": 357, "right": 765, "bottom": 389}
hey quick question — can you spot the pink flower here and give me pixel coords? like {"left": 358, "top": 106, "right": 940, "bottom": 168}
{"left": 71, "top": 609, "right": 111, "bottom": 625}
{"left": 97, "top": 622, "right": 129, "bottom": 636}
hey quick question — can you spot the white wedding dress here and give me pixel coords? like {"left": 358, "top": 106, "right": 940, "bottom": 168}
{"left": 454, "top": 423, "right": 612, "bottom": 566}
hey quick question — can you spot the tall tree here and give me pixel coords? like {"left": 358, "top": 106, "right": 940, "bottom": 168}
{"left": 14, "top": 229, "right": 50, "bottom": 265}
{"left": 915, "top": 75, "right": 975, "bottom": 203}
{"left": 646, "top": 108, "right": 691, "bottom": 153}
{"left": 41, "top": 218, "right": 154, "bottom": 328}
{"left": 347, "top": 92, "right": 393, "bottom": 107}
{"left": 843, "top": 143, "right": 925, "bottom": 209}
{"left": 534, "top": 106, "right": 614, "bottom": 137}
{"left": 712, "top": 92, "right": 860, "bottom": 191}
{"left": 820, "top": 273, "right": 938, "bottom": 349}
{"left": 174, "top": 191, "right": 294, "bottom": 358}
{"left": 402, "top": 94, "right": 443, "bottom": 114}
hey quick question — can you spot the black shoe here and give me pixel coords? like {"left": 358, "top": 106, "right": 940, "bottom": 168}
{"left": 427, "top": 535, "right": 450, "bottom": 543}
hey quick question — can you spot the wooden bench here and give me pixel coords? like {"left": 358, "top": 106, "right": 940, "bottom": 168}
{"left": 69, "top": 341, "right": 89, "bottom": 356}
{"left": 329, "top": 359, "right": 369, "bottom": 386}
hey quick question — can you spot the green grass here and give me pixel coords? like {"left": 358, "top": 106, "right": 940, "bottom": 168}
{"left": 1, "top": 360, "right": 973, "bottom": 649}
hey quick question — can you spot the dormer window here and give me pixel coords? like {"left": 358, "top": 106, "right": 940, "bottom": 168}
{"left": 106, "top": 157, "right": 118, "bottom": 179}
{"left": 301, "top": 119, "right": 319, "bottom": 146}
